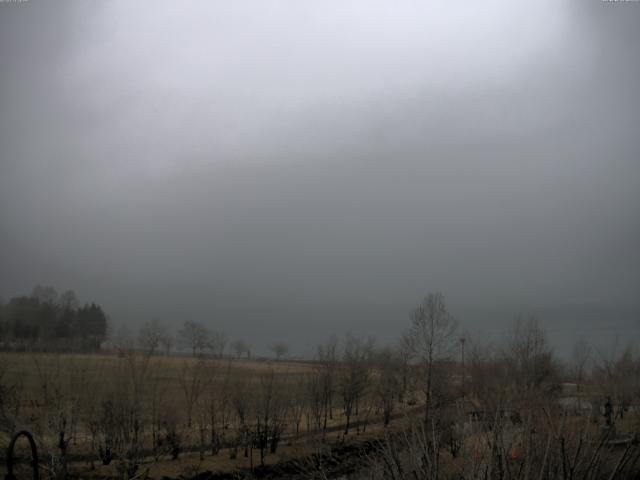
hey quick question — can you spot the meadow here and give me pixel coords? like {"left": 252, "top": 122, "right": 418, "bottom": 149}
{"left": 0, "top": 349, "right": 406, "bottom": 479}
{"left": 2, "top": 311, "right": 640, "bottom": 479}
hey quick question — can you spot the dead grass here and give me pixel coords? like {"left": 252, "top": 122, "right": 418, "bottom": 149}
{"left": 0, "top": 351, "right": 401, "bottom": 478}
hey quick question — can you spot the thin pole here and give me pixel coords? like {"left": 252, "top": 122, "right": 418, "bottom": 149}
{"left": 460, "top": 337, "right": 466, "bottom": 401}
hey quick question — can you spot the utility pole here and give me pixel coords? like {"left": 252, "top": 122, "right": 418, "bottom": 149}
{"left": 460, "top": 336, "right": 466, "bottom": 400}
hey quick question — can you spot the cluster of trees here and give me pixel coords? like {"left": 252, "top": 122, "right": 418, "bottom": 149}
{"left": 369, "top": 312, "right": 640, "bottom": 479}
{"left": 122, "top": 319, "right": 234, "bottom": 359}
{"left": 0, "top": 286, "right": 108, "bottom": 351}
{"left": 127, "top": 319, "right": 291, "bottom": 362}
{"left": 0, "top": 335, "right": 402, "bottom": 478}
{"left": 1, "top": 291, "right": 639, "bottom": 479}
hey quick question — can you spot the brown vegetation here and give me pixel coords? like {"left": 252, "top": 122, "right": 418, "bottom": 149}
{"left": 1, "top": 293, "right": 639, "bottom": 479}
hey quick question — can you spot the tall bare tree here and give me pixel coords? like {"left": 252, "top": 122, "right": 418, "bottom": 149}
{"left": 404, "top": 292, "right": 458, "bottom": 423}
{"left": 338, "top": 335, "right": 374, "bottom": 435}
{"left": 316, "top": 335, "right": 338, "bottom": 431}
{"left": 571, "top": 337, "right": 592, "bottom": 389}
{"left": 253, "top": 368, "right": 289, "bottom": 465}
{"left": 178, "top": 358, "right": 207, "bottom": 428}
{"left": 374, "top": 347, "right": 400, "bottom": 427}
{"left": 504, "top": 314, "right": 555, "bottom": 392}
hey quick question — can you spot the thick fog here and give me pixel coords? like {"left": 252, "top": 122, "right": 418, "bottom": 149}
{"left": 1, "top": 1, "right": 638, "bottom": 356}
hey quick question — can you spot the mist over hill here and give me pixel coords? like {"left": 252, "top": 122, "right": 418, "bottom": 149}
{"left": 1, "top": 1, "right": 639, "bottom": 357}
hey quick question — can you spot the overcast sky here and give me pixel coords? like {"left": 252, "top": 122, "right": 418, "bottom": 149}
{"left": 1, "top": 1, "right": 639, "bottom": 356}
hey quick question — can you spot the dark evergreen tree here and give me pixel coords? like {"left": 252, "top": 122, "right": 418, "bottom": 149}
{"left": 0, "top": 286, "right": 108, "bottom": 351}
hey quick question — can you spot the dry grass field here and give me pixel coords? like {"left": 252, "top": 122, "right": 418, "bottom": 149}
{"left": 0, "top": 351, "right": 313, "bottom": 397}
{"left": 0, "top": 350, "right": 407, "bottom": 479}
{"left": 2, "top": 338, "right": 639, "bottom": 480}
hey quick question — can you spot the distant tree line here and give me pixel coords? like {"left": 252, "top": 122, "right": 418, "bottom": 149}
{"left": 131, "top": 319, "right": 288, "bottom": 361}
{"left": 124, "top": 318, "right": 229, "bottom": 358}
{"left": 0, "top": 285, "right": 108, "bottom": 351}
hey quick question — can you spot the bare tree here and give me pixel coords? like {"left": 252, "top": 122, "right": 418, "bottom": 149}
{"left": 270, "top": 342, "right": 289, "bottom": 361}
{"left": 0, "top": 358, "right": 23, "bottom": 442}
{"left": 209, "top": 331, "right": 226, "bottom": 358}
{"left": 316, "top": 335, "right": 338, "bottom": 431}
{"left": 229, "top": 372, "right": 252, "bottom": 459}
{"left": 94, "top": 349, "right": 153, "bottom": 478}
{"left": 178, "top": 320, "right": 210, "bottom": 357}
{"left": 404, "top": 292, "right": 458, "bottom": 423}
{"left": 29, "top": 355, "right": 94, "bottom": 478}
{"left": 161, "top": 331, "right": 173, "bottom": 356}
{"left": 396, "top": 335, "right": 413, "bottom": 405}
{"left": 465, "top": 337, "right": 507, "bottom": 415}
{"left": 305, "top": 369, "right": 325, "bottom": 433}
{"left": 31, "top": 284, "right": 58, "bottom": 304}
{"left": 178, "top": 358, "right": 207, "bottom": 428}
{"left": 373, "top": 347, "right": 400, "bottom": 427}
{"left": 289, "top": 373, "right": 308, "bottom": 438}
{"left": 504, "top": 313, "right": 555, "bottom": 392}
{"left": 231, "top": 339, "right": 250, "bottom": 359}
{"left": 338, "top": 335, "right": 374, "bottom": 435}
{"left": 253, "top": 368, "right": 289, "bottom": 465}
{"left": 594, "top": 342, "right": 640, "bottom": 422}
{"left": 200, "top": 360, "right": 231, "bottom": 456}
{"left": 58, "top": 289, "right": 79, "bottom": 310}
{"left": 571, "top": 337, "right": 592, "bottom": 388}
{"left": 137, "top": 319, "right": 168, "bottom": 355}
{"left": 146, "top": 362, "right": 169, "bottom": 460}
{"left": 113, "top": 324, "right": 134, "bottom": 353}
{"left": 375, "top": 390, "right": 640, "bottom": 480}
